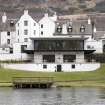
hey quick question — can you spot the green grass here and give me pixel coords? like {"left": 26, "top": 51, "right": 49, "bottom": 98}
{"left": 0, "top": 63, "right": 105, "bottom": 87}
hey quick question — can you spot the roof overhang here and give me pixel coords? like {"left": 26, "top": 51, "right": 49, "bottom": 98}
{"left": 84, "top": 50, "right": 95, "bottom": 54}
{"left": 23, "top": 50, "right": 34, "bottom": 54}
{"left": 30, "top": 37, "right": 87, "bottom": 40}
{"left": 23, "top": 49, "right": 95, "bottom": 54}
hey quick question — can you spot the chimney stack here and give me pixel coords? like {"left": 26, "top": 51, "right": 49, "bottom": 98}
{"left": 2, "top": 12, "right": 7, "bottom": 23}
{"left": 94, "top": 26, "right": 96, "bottom": 33}
{"left": 88, "top": 17, "right": 91, "bottom": 24}
{"left": 44, "top": 13, "right": 48, "bottom": 17}
{"left": 24, "top": 10, "right": 28, "bottom": 15}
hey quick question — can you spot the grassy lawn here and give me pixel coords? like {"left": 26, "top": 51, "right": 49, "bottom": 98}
{"left": 0, "top": 63, "right": 105, "bottom": 87}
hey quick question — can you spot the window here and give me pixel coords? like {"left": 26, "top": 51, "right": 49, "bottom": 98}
{"left": 10, "top": 21, "right": 14, "bottom": 27}
{"left": 7, "top": 32, "right": 10, "bottom": 36}
{"left": 72, "top": 64, "right": 75, "bottom": 69}
{"left": 34, "top": 30, "right": 36, "bottom": 35}
{"left": 7, "top": 39, "right": 10, "bottom": 44}
{"left": 2, "top": 48, "right": 5, "bottom": 50}
{"left": 43, "top": 55, "right": 55, "bottom": 63}
{"left": 24, "top": 38, "right": 28, "bottom": 42}
{"left": 34, "top": 23, "right": 36, "bottom": 26}
{"left": 18, "top": 23, "right": 19, "bottom": 26}
{"left": 18, "top": 30, "right": 19, "bottom": 35}
{"left": 41, "top": 31, "right": 43, "bottom": 35}
{"left": 87, "top": 45, "right": 91, "bottom": 49}
{"left": 34, "top": 40, "right": 84, "bottom": 51}
{"left": 80, "top": 25, "right": 85, "bottom": 32}
{"left": 67, "top": 25, "right": 72, "bottom": 32}
{"left": 24, "top": 20, "right": 28, "bottom": 26}
{"left": 24, "top": 29, "right": 28, "bottom": 35}
{"left": 21, "top": 45, "right": 27, "bottom": 53}
{"left": 10, "top": 48, "right": 13, "bottom": 53}
{"left": 56, "top": 25, "right": 62, "bottom": 33}
{"left": 41, "top": 24, "right": 43, "bottom": 28}
{"left": 43, "top": 65, "right": 47, "bottom": 69}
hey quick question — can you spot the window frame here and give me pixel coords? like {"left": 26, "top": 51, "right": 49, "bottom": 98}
{"left": 7, "top": 32, "right": 10, "bottom": 36}
{"left": 80, "top": 25, "right": 85, "bottom": 33}
{"left": 7, "top": 39, "right": 10, "bottom": 44}
{"left": 41, "top": 24, "right": 43, "bottom": 28}
{"left": 24, "top": 20, "right": 28, "bottom": 26}
{"left": 56, "top": 25, "right": 62, "bottom": 33}
{"left": 67, "top": 25, "right": 72, "bottom": 33}
{"left": 41, "top": 31, "right": 43, "bottom": 35}
{"left": 24, "top": 38, "right": 28, "bottom": 42}
{"left": 24, "top": 29, "right": 28, "bottom": 35}
{"left": 34, "top": 30, "right": 36, "bottom": 35}
{"left": 43, "top": 65, "right": 47, "bottom": 69}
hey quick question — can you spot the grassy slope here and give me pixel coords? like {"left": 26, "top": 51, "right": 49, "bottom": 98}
{"left": 0, "top": 64, "right": 105, "bottom": 87}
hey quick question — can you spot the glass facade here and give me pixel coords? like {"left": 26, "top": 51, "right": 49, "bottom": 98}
{"left": 34, "top": 40, "right": 84, "bottom": 51}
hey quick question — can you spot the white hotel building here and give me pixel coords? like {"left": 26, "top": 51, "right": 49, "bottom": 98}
{"left": 0, "top": 10, "right": 105, "bottom": 72}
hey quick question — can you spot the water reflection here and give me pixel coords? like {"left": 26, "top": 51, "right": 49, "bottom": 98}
{"left": 0, "top": 87, "right": 105, "bottom": 105}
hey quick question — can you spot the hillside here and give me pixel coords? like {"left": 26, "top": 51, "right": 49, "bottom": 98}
{"left": 0, "top": 0, "right": 105, "bottom": 14}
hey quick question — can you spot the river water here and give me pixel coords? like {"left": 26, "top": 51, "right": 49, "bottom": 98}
{"left": 0, "top": 87, "right": 105, "bottom": 105}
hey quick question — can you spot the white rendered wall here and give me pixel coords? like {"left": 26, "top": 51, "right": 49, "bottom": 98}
{"left": 3, "top": 63, "right": 100, "bottom": 72}
{"left": 33, "top": 53, "right": 85, "bottom": 64}
{"left": 0, "top": 48, "right": 10, "bottom": 54}
{"left": 10, "top": 32, "right": 16, "bottom": 47}
{"left": 13, "top": 42, "right": 31, "bottom": 54}
{"left": 55, "top": 54, "right": 63, "bottom": 63}
{"left": 76, "top": 52, "right": 84, "bottom": 63}
{"left": 13, "top": 43, "right": 22, "bottom": 53}
{"left": 0, "top": 53, "right": 31, "bottom": 61}
{"left": 16, "top": 10, "right": 39, "bottom": 43}
{"left": 39, "top": 14, "right": 56, "bottom": 37}
{"left": 0, "top": 32, "right": 7, "bottom": 45}
{"left": 62, "top": 24, "right": 67, "bottom": 34}
{"left": 0, "top": 31, "right": 16, "bottom": 48}
{"left": 84, "top": 39, "right": 103, "bottom": 53}
{"left": 34, "top": 54, "right": 43, "bottom": 63}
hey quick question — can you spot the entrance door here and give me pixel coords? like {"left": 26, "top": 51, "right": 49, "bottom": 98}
{"left": 57, "top": 65, "right": 62, "bottom": 72}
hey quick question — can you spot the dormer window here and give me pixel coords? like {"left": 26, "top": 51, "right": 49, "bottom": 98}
{"left": 10, "top": 20, "right": 14, "bottom": 27}
{"left": 56, "top": 25, "right": 62, "bottom": 33}
{"left": 80, "top": 25, "right": 85, "bottom": 32}
{"left": 67, "top": 25, "right": 72, "bottom": 32}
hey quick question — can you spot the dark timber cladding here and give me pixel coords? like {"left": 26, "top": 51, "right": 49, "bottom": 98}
{"left": 13, "top": 77, "right": 54, "bottom": 89}
{"left": 32, "top": 37, "right": 86, "bottom": 51}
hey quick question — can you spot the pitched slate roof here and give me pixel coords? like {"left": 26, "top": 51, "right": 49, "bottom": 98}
{"left": 94, "top": 16, "right": 105, "bottom": 31}
{"left": 29, "top": 12, "right": 44, "bottom": 22}
{"left": 0, "top": 11, "right": 44, "bottom": 31}
{"left": 0, "top": 19, "right": 17, "bottom": 31}
{"left": 94, "top": 31, "right": 105, "bottom": 40}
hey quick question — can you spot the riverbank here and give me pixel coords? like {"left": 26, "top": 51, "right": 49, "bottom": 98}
{"left": 0, "top": 63, "right": 105, "bottom": 87}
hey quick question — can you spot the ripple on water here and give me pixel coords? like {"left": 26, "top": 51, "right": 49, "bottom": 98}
{"left": 0, "top": 87, "right": 104, "bottom": 105}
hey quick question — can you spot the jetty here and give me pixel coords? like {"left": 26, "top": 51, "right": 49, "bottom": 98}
{"left": 12, "top": 77, "right": 54, "bottom": 89}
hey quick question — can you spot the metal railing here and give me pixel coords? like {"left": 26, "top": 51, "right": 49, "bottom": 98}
{"left": 13, "top": 77, "right": 54, "bottom": 83}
